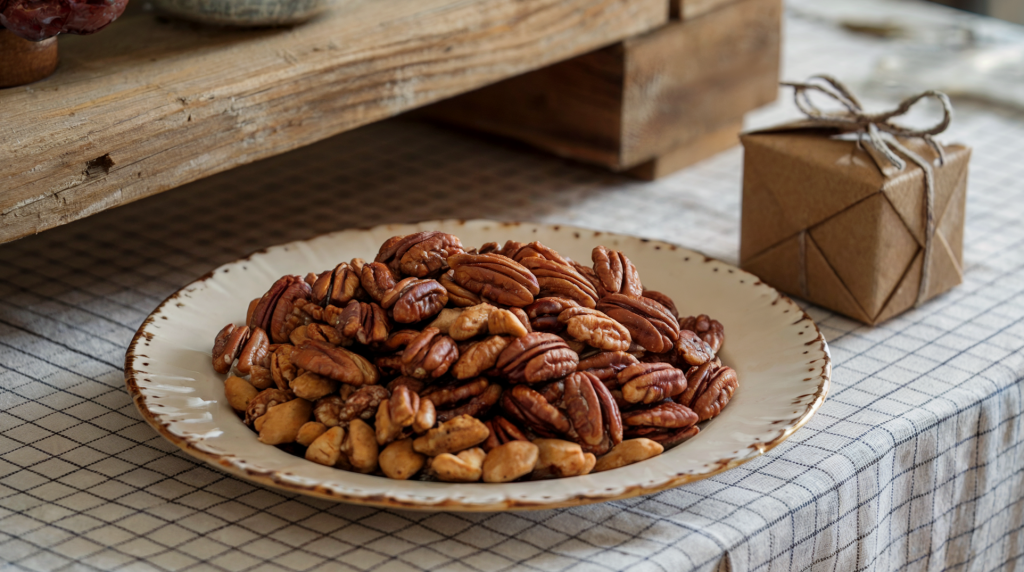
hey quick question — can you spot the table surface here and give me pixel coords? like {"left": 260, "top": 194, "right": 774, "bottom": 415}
{"left": 2, "top": 1, "right": 1024, "bottom": 571}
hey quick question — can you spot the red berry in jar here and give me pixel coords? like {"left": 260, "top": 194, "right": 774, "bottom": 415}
{"left": 0, "top": 0, "right": 71, "bottom": 41}
{"left": 62, "top": 0, "right": 127, "bottom": 35}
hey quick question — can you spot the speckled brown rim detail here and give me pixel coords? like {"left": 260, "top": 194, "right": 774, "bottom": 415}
{"left": 124, "top": 220, "right": 831, "bottom": 512}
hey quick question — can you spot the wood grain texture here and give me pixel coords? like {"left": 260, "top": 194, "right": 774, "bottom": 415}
{"left": 422, "top": 0, "right": 779, "bottom": 173}
{"left": 670, "top": 0, "right": 742, "bottom": 20}
{"left": 626, "top": 118, "right": 742, "bottom": 180}
{"left": 0, "top": 0, "right": 667, "bottom": 244}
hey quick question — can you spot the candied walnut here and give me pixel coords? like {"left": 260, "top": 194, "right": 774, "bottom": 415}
{"left": 213, "top": 324, "right": 249, "bottom": 374}
{"left": 258, "top": 398, "right": 313, "bottom": 445}
{"left": 643, "top": 289, "right": 679, "bottom": 319}
{"left": 290, "top": 371, "right": 339, "bottom": 401}
{"left": 496, "top": 332, "right": 579, "bottom": 384}
{"left": 296, "top": 421, "right": 328, "bottom": 447}
{"left": 592, "top": 246, "right": 643, "bottom": 298}
{"left": 483, "top": 416, "right": 529, "bottom": 451}
{"left": 524, "top": 297, "right": 580, "bottom": 332}
{"left": 622, "top": 401, "right": 699, "bottom": 446}
{"left": 360, "top": 262, "right": 397, "bottom": 303}
{"left": 430, "top": 448, "right": 486, "bottom": 482}
{"left": 376, "top": 232, "right": 465, "bottom": 278}
{"left": 306, "top": 426, "right": 344, "bottom": 466}
{"left": 290, "top": 340, "right": 380, "bottom": 386}
{"left": 449, "top": 303, "right": 494, "bottom": 341}
{"left": 379, "top": 438, "right": 425, "bottom": 480}
{"left": 489, "top": 308, "right": 528, "bottom": 338}
{"left": 559, "top": 307, "right": 631, "bottom": 351}
{"left": 427, "top": 308, "right": 463, "bottom": 335}
{"left": 533, "top": 439, "right": 592, "bottom": 478}
{"left": 341, "top": 419, "right": 379, "bottom": 473}
{"left": 483, "top": 441, "right": 538, "bottom": 483}
{"left": 596, "top": 293, "right": 680, "bottom": 353}
{"left": 674, "top": 330, "right": 716, "bottom": 367}
{"left": 617, "top": 362, "right": 687, "bottom": 404}
{"left": 577, "top": 351, "right": 639, "bottom": 386}
{"left": 225, "top": 376, "right": 258, "bottom": 412}
{"left": 380, "top": 277, "right": 448, "bottom": 324}
{"left": 676, "top": 362, "right": 738, "bottom": 422}
{"left": 501, "top": 385, "right": 571, "bottom": 437}
{"left": 447, "top": 253, "right": 540, "bottom": 307}
{"left": 269, "top": 279, "right": 313, "bottom": 343}
{"left": 313, "top": 385, "right": 389, "bottom": 427}
{"left": 333, "top": 300, "right": 390, "bottom": 345}
{"left": 439, "top": 271, "right": 483, "bottom": 307}
{"left": 413, "top": 415, "right": 490, "bottom": 456}
{"left": 592, "top": 438, "right": 663, "bottom": 472}
{"left": 236, "top": 327, "right": 269, "bottom": 375}
{"left": 453, "top": 335, "right": 510, "bottom": 379}
{"left": 562, "top": 372, "right": 623, "bottom": 454}
{"left": 270, "top": 345, "right": 299, "bottom": 391}
{"left": 401, "top": 328, "right": 459, "bottom": 379}
{"left": 520, "top": 257, "right": 600, "bottom": 308}
{"left": 679, "top": 314, "right": 725, "bottom": 354}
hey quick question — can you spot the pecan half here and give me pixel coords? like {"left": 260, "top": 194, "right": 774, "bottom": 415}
{"left": 439, "top": 270, "right": 483, "bottom": 307}
{"left": 558, "top": 307, "right": 631, "bottom": 351}
{"left": 562, "top": 372, "right": 623, "bottom": 454}
{"left": 290, "top": 339, "right": 380, "bottom": 386}
{"left": 380, "top": 277, "right": 449, "bottom": 324}
{"left": 596, "top": 293, "right": 679, "bottom": 353}
{"left": 312, "top": 262, "right": 364, "bottom": 308}
{"left": 244, "top": 388, "right": 294, "bottom": 426}
{"left": 360, "top": 262, "right": 397, "bottom": 303}
{"left": 520, "top": 257, "right": 600, "bottom": 308}
{"left": 576, "top": 351, "right": 639, "bottom": 386}
{"left": 235, "top": 327, "right": 268, "bottom": 376}
{"left": 643, "top": 289, "right": 679, "bottom": 319}
{"left": 501, "top": 385, "right": 571, "bottom": 437}
{"left": 674, "top": 330, "right": 716, "bottom": 367}
{"left": 313, "top": 385, "right": 389, "bottom": 427}
{"left": 270, "top": 345, "right": 299, "bottom": 391}
{"left": 248, "top": 275, "right": 295, "bottom": 332}
{"left": 483, "top": 416, "right": 529, "bottom": 451}
{"left": 676, "top": 361, "right": 738, "bottom": 421}
{"left": 496, "top": 332, "right": 579, "bottom": 384}
{"left": 401, "top": 327, "right": 459, "bottom": 379}
{"left": 452, "top": 335, "right": 511, "bottom": 379}
{"left": 618, "top": 362, "right": 688, "bottom": 404}
{"left": 333, "top": 300, "right": 390, "bottom": 345}
{"left": 679, "top": 314, "right": 725, "bottom": 355}
{"left": 447, "top": 253, "right": 540, "bottom": 307}
{"left": 213, "top": 324, "right": 249, "bottom": 374}
{"left": 306, "top": 323, "right": 346, "bottom": 346}
{"left": 524, "top": 297, "right": 580, "bottom": 332}
{"left": 622, "top": 402, "right": 699, "bottom": 446}
{"left": 592, "top": 246, "right": 643, "bottom": 298}
{"left": 509, "top": 241, "right": 571, "bottom": 266}
{"left": 269, "top": 279, "right": 313, "bottom": 343}
{"left": 376, "top": 232, "right": 465, "bottom": 278}
{"left": 422, "top": 378, "right": 503, "bottom": 423}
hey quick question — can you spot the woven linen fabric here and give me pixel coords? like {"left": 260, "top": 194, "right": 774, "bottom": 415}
{"left": 3, "top": 4, "right": 1024, "bottom": 572}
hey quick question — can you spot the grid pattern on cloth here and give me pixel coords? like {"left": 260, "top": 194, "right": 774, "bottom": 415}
{"left": 2, "top": 3, "right": 1024, "bottom": 572}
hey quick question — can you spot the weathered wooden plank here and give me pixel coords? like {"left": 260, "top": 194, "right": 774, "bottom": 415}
{"left": 626, "top": 118, "right": 742, "bottom": 180}
{"left": 0, "top": 0, "right": 667, "bottom": 244}
{"left": 670, "top": 0, "right": 742, "bottom": 20}
{"left": 422, "top": 0, "right": 779, "bottom": 173}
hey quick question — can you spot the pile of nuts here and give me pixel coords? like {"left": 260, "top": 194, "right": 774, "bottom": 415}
{"left": 212, "top": 232, "right": 739, "bottom": 483}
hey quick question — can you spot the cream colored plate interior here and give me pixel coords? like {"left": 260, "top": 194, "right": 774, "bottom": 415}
{"left": 125, "top": 220, "right": 830, "bottom": 511}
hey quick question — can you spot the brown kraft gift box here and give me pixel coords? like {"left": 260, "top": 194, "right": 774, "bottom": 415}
{"left": 739, "top": 109, "right": 971, "bottom": 326}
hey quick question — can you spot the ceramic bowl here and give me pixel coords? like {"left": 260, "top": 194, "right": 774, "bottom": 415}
{"left": 124, "top": 220, "right": 830, "bottom": 511}
{"left": 153, "top": 0, "right": 330, "bottom": 26}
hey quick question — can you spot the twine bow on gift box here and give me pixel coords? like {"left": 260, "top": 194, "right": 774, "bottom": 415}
{"left": 780, "top": 75, "right": 955, "bottom": 307}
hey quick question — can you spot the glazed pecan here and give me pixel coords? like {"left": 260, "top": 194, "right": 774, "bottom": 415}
{"left": 447, "top": 253, "right": 540, "bottom": 307}
{"left": 213, "top": 324, "right": 249, "bottom": 374}
{"left": 643, "top": 289, "right": 679, "bottom": 319}
{"left": 576, "top": 351, "right": 639, "bottom": 386}
{"left": 244, "top": 388, "right": 294, "bottom": 426}
{"left": 676, "top": 361, "right": 738, "bottom": 422}
{"left": 375, "top": 232, "right": 465, "bottom": 278}
{"left": 311, "top": 262, "right": 363, "bottom": 308}
{"left": 558, "top": 307, "right": 631, "bottom": 351}
{"left": 305, "top": 323, "right": 346, "bottom": 346}
{"left": 235, "top": 326, "right": 268, "bottom": 376}
{"left": 524, "top": 297, "right": 580, "bottom": 332}
{"left": 422, "top": 378, "right": 503, "bottom": 423}
{"left": 453, "top": 335, "right": 511, "bottom": 379}
{"left": 679, "top": 314, "right": 725, "bottom": 354}
{"left": 401, "top": 327, "right": 459, "bottom": 379}
{"left": 313, "top": 385, "right": 389, "bottom": 427}
{"left": 483, "top": 416, "right": 529, "bottom": 451}
{"left": 496, "top": 332, "right": 579, "bottom": 384}
{"left": 333, "top": 300, "right": 390, "bottom": 345}
{"left": 508, "top": 241, "right": 571, "bottom": 266}
{"left": 248, "top": 275, "right": 295, "bottom": 332}
{"left": 674, "top": 330, "right": 716, "bottom": 367}
{"left": 380, "top": 277, "right": 448, "bottom": 324}
{"left": 592, "top": 246, "right": 643, "bottom": 298}
{"left": 360, "top": 262, "right": 397, "bottom": 303}
{"left": 290, "top": 339, "right": 380, "bottom": 386}
{"left": 622, "top": 401, "right": 699, "bottom": 446}
{"left": 388, "top": 384, "right": 421, "bottom": 428}
{"left": 439, "top": 271, "right": 483, "bottom": 307}
{"left": 269, "top": 279, "right": 313, "bottom": 343}
{"left": 561, "top": 372, "right": 623, "bottom": 454}
{"left": 596, "top": 293, "right": 679, "bottom": 353}
{"left": 270, "top": 345, "right": 299, "bottom": 391}
{"left": 500, "top": 385, "right": 572, "bottom": 437}
{"left": 617, "top": 362, "right": 687, "bottom": 404}
{"left": 520, "top": 257, "right": 600, "bottom": 309}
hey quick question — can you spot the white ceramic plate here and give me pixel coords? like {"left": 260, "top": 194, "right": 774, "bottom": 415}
{"left": 125, "top": 220, "right": 830, "bottom": 511}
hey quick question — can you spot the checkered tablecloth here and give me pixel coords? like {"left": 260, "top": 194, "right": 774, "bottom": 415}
{"left": 3, "top": 1, "right": 1024, "bottom": 571}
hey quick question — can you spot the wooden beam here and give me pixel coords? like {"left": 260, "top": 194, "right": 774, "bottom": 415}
{"left": 670, "top": 0, "right": 743, "bottom": 20}
{"left": 422, "top": 0, "right": 780, "bottom": 173}
{"left": 626, "top": 118, "right": 742, "bottom": 180}
{"left": 0, "top": 0, "right": 667, "bottom": 244}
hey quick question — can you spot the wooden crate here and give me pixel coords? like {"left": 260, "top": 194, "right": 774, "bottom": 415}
{"left": 422, "top": 0, "right": 781, "bottom": 178}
